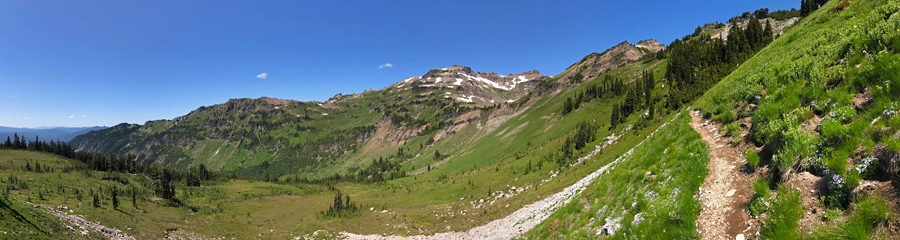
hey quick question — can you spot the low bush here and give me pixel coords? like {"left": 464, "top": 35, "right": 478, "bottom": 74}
{"left": 746, "top": 151, "right": 760, "bottom": 168}
{"left": 748, "top": 178, "right": 771, "bottom": 217}
{"left": 760, "top": 185, "right": 803, "bottom": 239}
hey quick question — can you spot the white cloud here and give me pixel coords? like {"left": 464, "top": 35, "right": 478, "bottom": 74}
{"left": 378, "top": 63, "right": 393, "bottom": 69}
{"left": 82, "top": 115, "right": 87, "bottom": 118}
{"left": 69, "top": 116, "right": 74, "bottom": 118}
{"left": 256, "top": 73, "right": 268, "bottom": 79}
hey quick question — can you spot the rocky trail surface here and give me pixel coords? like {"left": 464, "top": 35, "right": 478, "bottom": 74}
{"left": 690, "top": 111, "right": 757, "bottom": 240}
{"left": 309, "top": 113, "right": 681, "bottom": 240}
{"left": 23, "top": 201, "right": 135, "bottom": 240}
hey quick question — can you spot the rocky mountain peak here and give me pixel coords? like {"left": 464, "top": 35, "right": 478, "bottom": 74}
{"left": 635, "top": 39, "right": 666, "bottom": 52}
{"left": 389, "top": 65, "right": 548, "bottom": 105}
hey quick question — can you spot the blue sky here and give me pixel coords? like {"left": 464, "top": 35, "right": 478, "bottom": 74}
{"left": 0, "top": 0, "right": 798, "bottom": 128}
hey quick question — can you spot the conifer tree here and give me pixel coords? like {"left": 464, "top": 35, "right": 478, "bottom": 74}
{"left": 132, "top": 186, "right": 138, "bottom": 209}
{"left": 112, "top": 188, "right": 119, "bottom": 210}
{"left": 93, "top": 193, "right": 100, "bottom": 208}
{"left": 13, "top": 133, "right": 19, "bottom": 149}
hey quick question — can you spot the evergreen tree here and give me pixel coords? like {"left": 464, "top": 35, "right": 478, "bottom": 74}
{"left": 131, "top": 186, "right": 138, "bottom": 209}
{"left": 92, "top": 193, "right": 100, "bottom": 208}
{"left": 610, "top": 103, "right": 620, "bottom": 129}
{"left": 4, "top": 136, "right": 10, "bottom": 148}
{"left": 112, "top": 188, "right": 119, "bottom": 210}
{"left": 562, "top": 97, "right": 574, "bottom": 115}
{"left": 763, "top": 20, "right": 775, "bottom": 43}
{"left": 745, "top": 17, "right": 764, "bottom": 50}
{"left": 801, "top": 0, "right": 812, "bottom": 17}
{"left": 13, "top": 133, "right": 19, "bottom": 149}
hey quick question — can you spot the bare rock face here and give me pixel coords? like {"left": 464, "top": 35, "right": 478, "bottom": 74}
{"left": 556, "top": 40, "right": 666, "bottom": 84}
{"left": 874, "top": 145, "right": 900, "bottom": 174}
{"left": 389, "top": 65, "right": 549, "bottom": 106}
{"left": 636, "top": 40, "right": 666, "bottom": 53}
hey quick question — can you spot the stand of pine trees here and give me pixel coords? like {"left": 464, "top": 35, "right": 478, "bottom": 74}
{"left": 322, "top": 190, "right": 359, "bottom": 218}
{"left": 666, "top": 18, "right": 775, "bottom": 109}
{"left": 2, "top": 133, "right": 216, "bottom": 201}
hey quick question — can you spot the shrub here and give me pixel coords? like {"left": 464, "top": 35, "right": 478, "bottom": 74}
{"left": 747, "top": 151, "right": 760, "bottom": 167}
{"left": 726, "top": 123, "right": 741, "bottom": 143}
{"left": 748, "top": 179, "right": 770, "bottom": 217}
{"left": 713, "top": 111, "right": 735, "bottom": 124}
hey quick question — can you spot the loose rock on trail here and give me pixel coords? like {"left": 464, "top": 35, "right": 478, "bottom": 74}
{"left": 690, "top": 111, "right": 757, "bottom": 240}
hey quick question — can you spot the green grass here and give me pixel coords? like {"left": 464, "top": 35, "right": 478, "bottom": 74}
{"left": 809, "top": 193, "right": 893, "bottom": 239}
{"left": 748, "top": 178, "right": 770, "bottom": 217}
{"left": 691, "top": 0, "right": 900, "bottom": 238}
{"left": 0, "top": 191, "right": 106, "bottom": 239}
{"left": 747, "top": 150, "right": 760, "bottom": 168}
{"left": 759, "top": 185, "right": 804, "bottom": 240}
{"left": 0, "top": 53, "right": 678, "bottom": 238}
{"left": 523, "top": 112, "right": 708, "bottom": 239}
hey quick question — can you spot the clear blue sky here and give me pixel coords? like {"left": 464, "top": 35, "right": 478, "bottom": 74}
{"left": 0, "top": 0, "right": 798, "bottom": 128}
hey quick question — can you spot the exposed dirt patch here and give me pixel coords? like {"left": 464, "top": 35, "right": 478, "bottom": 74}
{"left": 853, "top": 88, "right": 873, "bottom": 111}
{"left": 261, "top": 97, "right": 292, "bottom": 106}
{"left": 164, "top": 228, "right": 209, "bottom": 240}
{"left": 691, "top": 111, "right": 757, "bottom": 240}
{"left": 801, "top": 115, "right": 823, "bottom": 134}
{"left": 855, "top": 179, "right": 900, "bottom": 237}
{"left": 785, "top": 171, "right": 828, "bottom": 234}
{"left": 361, "top": 118, "right": 426, "bottom": 154}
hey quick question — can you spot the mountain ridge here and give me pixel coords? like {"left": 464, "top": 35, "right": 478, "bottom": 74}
{"left": 68, "top": 40, "right": 666, "bottom": 179}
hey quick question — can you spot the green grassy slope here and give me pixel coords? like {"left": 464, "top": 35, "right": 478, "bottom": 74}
{"left": 692, "top": 0, "right": 900, "bottom": 238}
{"left": 522, "top": 112, "right": 709, "bottom": 239}
{"left": 526, "top": 0, "right": 900, "bottom": 239}
{"left": 2, "top": 56, "right": 678, "bottom": 238}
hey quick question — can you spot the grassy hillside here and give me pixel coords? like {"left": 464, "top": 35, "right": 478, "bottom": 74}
{"left": 692, "top": 0, "right": 900, "bottom": 238}
{"left": 2, "top": 54, "right": 679, "bottom": 238}
{"left": 12, "top": 1, "right": 895, "bottom": 239}
{"left": 521, "top": 0, "right": 900, "bottom": 239}
{"left": 522, "top": 111, "right": 708, "bottom": 239}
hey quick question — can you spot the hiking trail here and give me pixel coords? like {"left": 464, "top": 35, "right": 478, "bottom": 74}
{"left": 690, "top": 111, "right": 757, "bottom": 240}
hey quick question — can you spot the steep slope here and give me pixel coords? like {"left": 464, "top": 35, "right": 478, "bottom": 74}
{"left": 69, "top": 39, "right": 664, "bottom": 181}
{"left": 69, "top": 67, "right": 550, "bottom": 178}
{"left": 692, "top": 0, "right": 900, "bottom": 238}
{"left": 556, "top": 40, "right": 665, "bottom": 84}
{"left": 520, "top": 1, "right": 900, "bottom": 239}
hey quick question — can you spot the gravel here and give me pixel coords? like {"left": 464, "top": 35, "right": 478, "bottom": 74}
{"left": 23, "top": 201, "right": 135, "bottom": 240}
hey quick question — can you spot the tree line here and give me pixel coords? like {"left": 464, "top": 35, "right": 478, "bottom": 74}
{"left": 665, "top": 17, "right": 774, "bottom": 110}
{"left": 2, "top": 133, "right": 215, "bottom": 202}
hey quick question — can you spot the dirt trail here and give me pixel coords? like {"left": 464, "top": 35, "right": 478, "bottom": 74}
{"left": 23, "top": 201, "right": 135, "bottom": 240}
{"left": 690, "top": 111, "right": 757, "bottom": 240}
{"left": 308, "top": 113, "right": 682, "bottom": 240}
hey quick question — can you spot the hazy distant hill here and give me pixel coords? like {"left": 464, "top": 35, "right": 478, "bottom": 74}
{"left": 0, "top": 126, "right": 107, "bottom": 142}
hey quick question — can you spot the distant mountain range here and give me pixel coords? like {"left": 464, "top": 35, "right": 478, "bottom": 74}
{"left": 0, "top": 126, "right": 108, "bottom": 142}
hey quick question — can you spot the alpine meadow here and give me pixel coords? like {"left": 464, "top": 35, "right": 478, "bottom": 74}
{"left": 2, "top": 0, "right": 900, "bottom": 239}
